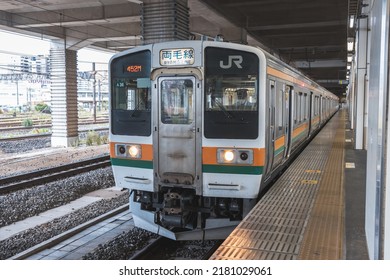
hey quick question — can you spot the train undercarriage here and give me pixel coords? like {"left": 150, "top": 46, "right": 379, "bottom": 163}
{"left": 133, "top": 187, "right": 246, "bottom": 231}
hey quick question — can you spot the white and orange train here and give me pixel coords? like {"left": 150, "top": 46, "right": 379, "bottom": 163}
{"left": 109, "top": 40, "right": 339, "bottom": 240}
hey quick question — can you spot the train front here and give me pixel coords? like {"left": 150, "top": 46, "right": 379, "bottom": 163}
{"left": 109, "top": 41, "right": 266, "bottom": 240}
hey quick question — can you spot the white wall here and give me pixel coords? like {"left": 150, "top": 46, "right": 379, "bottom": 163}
{"left": 365, "top": 0, "right": 390, "bottom": 259}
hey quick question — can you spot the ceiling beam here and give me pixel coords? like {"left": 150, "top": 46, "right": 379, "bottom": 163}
{"left": 248, "top": 20, "right": 346, "bottom": 31}
{"left": 9, "top": 3, "right": 140, "bottom": 28}
{"left": 14, "top": 15, "right": 140, "bottom": 28}
{"left": 292, "top": 59, "right": 346, "bottom": 68}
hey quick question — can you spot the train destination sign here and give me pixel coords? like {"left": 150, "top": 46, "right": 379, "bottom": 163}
{"left": 160, "top": 48, "right": 195, "bottom": 66}
{"left": 126, "top": 65, "right": 142, "bottom": 73}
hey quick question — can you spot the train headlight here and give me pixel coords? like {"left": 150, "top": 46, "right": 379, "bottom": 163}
{"left": 217, "top": 149, "right": 236, "bottom": 163}
{"left": 223, "top": 150, "right": 235, "bottom": 162}
{"left": 128, "top": 144, "right": 142, "bottom": 159}
{"left": 217, "top": 148, "right": 253, "bottom": 164}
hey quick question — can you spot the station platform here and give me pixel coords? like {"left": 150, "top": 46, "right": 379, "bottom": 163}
{"left": 210, "top": 109, "right": 369, "bottom": 260}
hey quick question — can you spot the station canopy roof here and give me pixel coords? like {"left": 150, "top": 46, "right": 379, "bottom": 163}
{"left": 0, "top": 0, "right": 362, "bottom": 96}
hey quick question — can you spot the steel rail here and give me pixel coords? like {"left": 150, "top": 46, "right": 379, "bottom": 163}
{"left": 0, "top": 155, "right": 111, "bottom": 194}
{"left": 0, "top": 127, "right": 108, "bottom": 141}
{"left": 9, "top": 204, "right": 129, "bottom": 260}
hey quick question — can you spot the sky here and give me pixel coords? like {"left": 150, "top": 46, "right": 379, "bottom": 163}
{"left": 0, "top": 30, "right": 114, "bottom": 67}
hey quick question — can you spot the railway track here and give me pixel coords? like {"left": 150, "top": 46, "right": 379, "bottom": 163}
{"left": 8, "top": 204, "right": 129, "bottom": 260}
{"left": 0, "top": 127, "right": 108, "bottom": 141}
{"left": 0, "top": 155, "right": 111, "bottom": 195}
{"left": 131, "top": 236, "right": 223, "bottom": 260}
{"left": 0, "top": 117, "right": 108, "bottom": 128}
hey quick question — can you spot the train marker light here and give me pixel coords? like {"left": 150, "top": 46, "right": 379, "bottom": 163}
{"left": 240, "top": 152, "right": 249, "bottom": 161}
{"left": 118, "top": 145, "right": 126, "bottom": 155}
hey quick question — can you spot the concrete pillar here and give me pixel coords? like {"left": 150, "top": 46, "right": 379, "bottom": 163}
{"left": 142, "top": 0, "right": 189, "bottom": 44}
{"left": 50, "top": 40, "right": 78, "bottom": 147}
{"left": 354, "top": 17, "right": 369, "bottom": 150}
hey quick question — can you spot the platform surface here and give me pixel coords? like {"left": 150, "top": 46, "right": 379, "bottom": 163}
{"left": 210, "top": 109, "right": 368, "bottom": 260}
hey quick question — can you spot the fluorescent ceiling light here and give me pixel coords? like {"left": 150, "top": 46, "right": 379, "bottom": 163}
{"left": 347, "top": 42, "right": 354, "bottom": 51}
{"left": 349, "top": 15, "right": 355, "bottom": 28}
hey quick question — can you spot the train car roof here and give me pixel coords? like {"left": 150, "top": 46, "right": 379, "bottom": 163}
{"left": 258, "top": 47, "right": 338, "bottom": 99}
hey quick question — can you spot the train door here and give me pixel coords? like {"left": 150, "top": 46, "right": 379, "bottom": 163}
{"left": 308, "top": 92, "right": 313, "bottom": 136}
{"left": 265, "top": 80, "right": 276, "bottom": 177}
{"left": 272, "top": 82, "right": 285, "bottom": 168}
{"left": 156, "top": 76, "right": 201, "bottom": 190}
{"left": 284, "top": 85, "right": 293, "bottom": 158}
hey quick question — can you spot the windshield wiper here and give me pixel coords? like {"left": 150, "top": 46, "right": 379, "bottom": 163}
{"left": 130, "top": 101, "right": 145, "bottom": 117}
{"left": 214, "top": 98, "right": 235, "bottom": 119}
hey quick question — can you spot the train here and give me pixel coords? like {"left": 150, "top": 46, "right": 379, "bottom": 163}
{"left": 108, "top": 40, "right": 339, "bottom": 240}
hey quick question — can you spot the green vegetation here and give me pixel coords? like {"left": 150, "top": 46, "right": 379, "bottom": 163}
{"left": 34, "top": 103, "right": 51, "bottom": 113}
{"left": 31, "top": 128, "right": 50, "bottom": 134}
{"left": 85, "top": 131, "right": 108, "bottom": 146}
{"left": 22, "top": 118, "right": 33, "bottom": 127}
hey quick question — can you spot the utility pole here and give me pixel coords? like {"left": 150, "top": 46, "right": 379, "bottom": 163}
{"left": 16, "top": 80, "right": 19, "bottom": 107}
{"left": 92, "top": 62, "right": 96, "bottom": 123}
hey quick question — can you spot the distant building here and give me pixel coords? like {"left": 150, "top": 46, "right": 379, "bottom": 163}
{"left": 0, "top": 52, "right": 108, "bottom": 110}
{"left": 0, "top": 53, "right": 50, "bottom": 107}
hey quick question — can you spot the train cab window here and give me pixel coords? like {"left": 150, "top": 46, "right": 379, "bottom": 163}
{"left": 111, "top": 78, "right": 152, "bottom": 136}
{"left": 113, "top": 82, "right": 150, "bottom": 111}
{"left": 204, "top": 47, "right": 259, "bottom": 139}
{"left": 205, "top": 85, "right": 257, "bottom": 112}
{"left": 110, "top": 50, "right": 152, "bottom": 136}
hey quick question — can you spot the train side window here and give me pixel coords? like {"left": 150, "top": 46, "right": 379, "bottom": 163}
{"left": 300, "top": 93, "right": 304, "bottom": 122}
{"left": 294, "top": 93, "right": 297, "bottom": 124}
{"left": 314, "top": 96, "right": 319, "bottom": 116}
{"left": 276, "top": 87, "right": 284, "bottom": 134}
{"left": 294, "top": 92, "right": 301, "bottom": 124}
{"left": 302, "top": 93, "right": 307, "bottom": 121}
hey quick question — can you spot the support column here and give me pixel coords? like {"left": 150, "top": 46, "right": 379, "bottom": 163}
{"left": 142, "top": 0, "right": 189, "bottom": 44}
{"left": 50, "top": 40, "right": 78, "bottom": 147}
{"left": 354, "top": 17, "right": 369, "bottom": 150}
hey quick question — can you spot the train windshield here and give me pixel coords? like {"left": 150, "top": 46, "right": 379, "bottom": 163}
{"left": 204, "top": 47, "right": 259, "bottom": 139}
{"left": 110, "top": 50, "right": 152, "bottom": 136}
